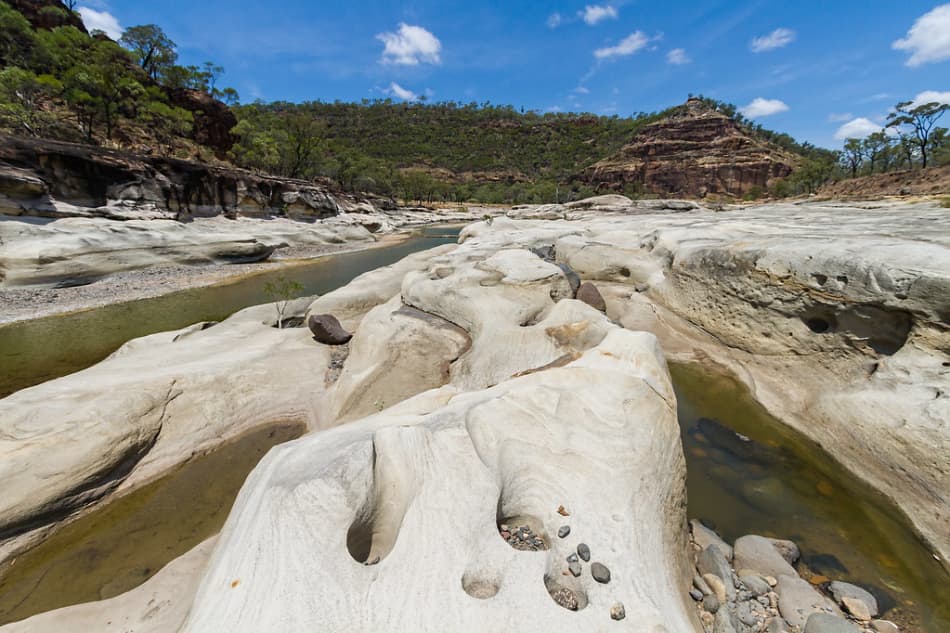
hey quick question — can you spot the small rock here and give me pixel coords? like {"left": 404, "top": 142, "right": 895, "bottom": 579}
{"left": 568, "top": 562, "right": 582, "bottom": 577}
{"left": 764, "top": 617, "right": 788, "bottom": 633}
{"left": 610, "top": 602, "right": 626, "bottom": 621}
{"left": 698, "top": 545, "right": 736, "bottom": 600}
{"left": 694, "top": 574, "right": 713, "bottom": 596}
{"left": 803, "top": 612, "right": 861, "bottom": 633}
{"left": 734, "top": 535, "right": 797, "bottom": 579}
{"left": 829, "top": 581, "right": 879, "bottom": 618}
{"left": 591, "top": 562, "right": 611, "bottom": 583}
{"left": 737, "top": 601, "right": 759, "bottom": 627}
{"left": 870, "top": 620, "right": 899, "bottom": 633}
{"left": 557, "top": 505, "right": 570, "bottom": 516}
{"left": 776, "top": 574, "right": 842, "bottom": 630}
{"left": 551, "top": 586, "right": 578, "bottom": 611}
{"left": 558, "top": 525, "right": 571, "bottom": 538}
{"left": 713, "top": 607, "right": 739, "bottom": 633}
{"left": 577, "top": 543, "right": 590, "bottom": 562}
{"left": 701, "top": 612, "right": 715, "bottom": 628}
{"left": 740, "top": 573, "right": 771, "bottom": 596}
{"left": 764, "top": 576, "right": 778, "bottom": 587}
{"left": 768, "top": 538, "right": 801, "bottom": 565}
{"left": 576, "top": 281, "right": 607, "bottom": 312}
{"left": 703, "top": 573, "right": 728, "bottom": 603}
{"left": 690, "top": 588, "right": 704, "bottom": 601}
{"left": 703, "top": 594, "right": 721, "bottom": 613}
{"left": 691, "top": 519, "right": 734, "bottom": 561}
{"left": 841, "top": 596, "right": 872, "bottom": 622}
{"left": 307, "top": 314, "right": 352, "bottom": 345}
{"left": 567, "top": 553, "right": 578, "bottom": 564}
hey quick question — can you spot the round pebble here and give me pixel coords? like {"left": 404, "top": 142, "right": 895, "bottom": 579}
{"left": 591, "top": 562, "right": 611, "bottom": 584}
{"left": 577, "top": 543, "right": 591, "bottom": 561}
{"left": 558, "top": 525, "right": 571, "bottom": 538}
{"left": 610, "top": 603, "right": 626, "bottom": 621}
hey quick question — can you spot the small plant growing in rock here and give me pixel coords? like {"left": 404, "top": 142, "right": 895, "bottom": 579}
{"left": 482, "top": 213, "right": 494, "bottom": 225}
{"left": 941, "top": 196, "right": 950, "bottom": 208}
{"left": 263, "top": 274, "right": 303, "bottom": 329}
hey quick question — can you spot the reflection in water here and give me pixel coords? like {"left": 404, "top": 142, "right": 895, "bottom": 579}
{"left": 0, "top": 424, "right": 304, "bottom": 626}
{"left": 671, "top": 362, "right": 949, "bottom": 633}
{"left": 0, "top": 227, "right": 461, "bottom": 398}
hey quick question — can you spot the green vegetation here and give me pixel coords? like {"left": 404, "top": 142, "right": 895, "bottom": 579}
{"left": 941, "top": 197, "right": 950, "bottom": 209}
{"left": 229, "top": 95, "right": 839, "bottom": 204}
{"left": 836, "top": 99, "right": 949, "bottom": 177}
{"left": 0, "top": 0, "right": 235, "bottom": 155}
{"left": 263, "top": 275, "right": 304, "bottom": 329}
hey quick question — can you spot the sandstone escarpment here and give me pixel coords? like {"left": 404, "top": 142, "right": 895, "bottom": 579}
{"left": 0, "top": 134, "right": 373, "bottom": 221}
{"left": 583, "top": 98, "right": 797, "bottom": 198}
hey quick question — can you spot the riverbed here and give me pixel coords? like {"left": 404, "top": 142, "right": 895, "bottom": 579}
{"left": 0, "top": 226, "right": 945, "bottom": 631}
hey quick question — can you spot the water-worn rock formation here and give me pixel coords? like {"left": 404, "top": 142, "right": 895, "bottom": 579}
{"left": 0, "top": 223, "right": 698, "bottom": 631}
{"left": 0, "top": 134, "right": 372, "bottom": 221}
{"left": 583, "top": 98, "right": 797, "bottom": 197}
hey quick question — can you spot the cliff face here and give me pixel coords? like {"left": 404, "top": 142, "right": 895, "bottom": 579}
{"left": 583, "top": 99, "right": 797, "bottom": 197}
{"left": 0, "top": 134, "right": 379, "bottom": 221}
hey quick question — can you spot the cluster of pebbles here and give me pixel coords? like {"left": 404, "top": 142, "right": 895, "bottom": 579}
{"left": 499, "top": 507, "right": 625, "bottom": 621}
{"left": 498, "top": 523, "right": 547, "bottom": 551}
{"left": 688, "top": 519, "right": 903, "bottom": 633}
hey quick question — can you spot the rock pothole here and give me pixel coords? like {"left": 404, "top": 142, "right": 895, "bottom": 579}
{"left": 461, "top": 572, "right": 500, "bottom": 600}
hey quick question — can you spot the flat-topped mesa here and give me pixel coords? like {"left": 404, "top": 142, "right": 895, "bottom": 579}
{"left": 582, "top": 98, "right": 797, "bottom": 198}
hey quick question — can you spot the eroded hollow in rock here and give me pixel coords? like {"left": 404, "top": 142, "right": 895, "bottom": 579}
{"left": 346, "top": 428, "right": 424, "bottom": 565}
{"left": 461, "top": 572, "right": 500, "bottom": 599}
{"left": 803, "top": 313, "right": 835, "bottom": 334}
{"left": 544, "top": 573, "right": 588, "bottom": 611}
{"left": 496, "top": 496, "right": 549, "bottom": 551}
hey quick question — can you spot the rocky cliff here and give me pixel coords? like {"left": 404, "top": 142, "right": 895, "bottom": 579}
{"left": 0, "top": 134, "right": 380, "bottom": 221}
{"left": 582, "top": 98, "right": 797, "bottom": 198}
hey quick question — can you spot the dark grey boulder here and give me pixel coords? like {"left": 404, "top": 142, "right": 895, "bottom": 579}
{"left": 576, "top": 281, "right": 607, "bottom": 312}
{"left": 555, "top": 262, "right": 581, "bottom": 295}
{"left": 308, "top": 314, "right": 352, "bottom": 345}
{"left": 829, "top": 581, "right": 878, "bottom": 618}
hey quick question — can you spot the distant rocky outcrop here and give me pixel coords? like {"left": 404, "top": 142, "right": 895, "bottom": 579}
{"left": 582, "top": 98, "right": 797, "bottom": 198}
{"left": 8, "top": 0, "right": 87, "bottom": 32}
{"left": 0, "top": 134, "right": 373, "bottom": 221}
{"left": 164, "top": 89, "right": 238, "bottom": 158}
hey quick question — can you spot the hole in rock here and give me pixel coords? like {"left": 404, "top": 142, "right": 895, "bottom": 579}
{"left": 496, "top": 495, "right": 549, "bottom": 551}
{"left": 346, "top": 429, "right": 423, "bottom": 565}
{"left": 804, "top": 316, "right": 834, "bottom": 334}
{"left": 270, "top": 316, "right": 305, "bottom": 329}
{"left": 618, "top": 267, "right": 631, "bottom": 278}
{"left": 462, "top": 573, "right": 500, "bottom": 599}
{"left": 544, "top": 574, "right": 588, "bottom": 611}
{"left": 812, "top": 273, "right": 828, "bottom": 285}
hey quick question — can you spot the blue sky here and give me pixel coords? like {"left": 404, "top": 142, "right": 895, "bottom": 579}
{"left": 76, "top": 1, "right": 950, "bottom": 149}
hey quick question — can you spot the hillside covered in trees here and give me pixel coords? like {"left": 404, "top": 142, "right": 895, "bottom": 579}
{"left": 1, "top": 0, "right": 944, "bottom": 205}
{"left": 228, "top": 96, "right": 839, "bottom": 204}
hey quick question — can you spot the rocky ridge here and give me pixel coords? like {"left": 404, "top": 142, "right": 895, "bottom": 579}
{"left": 583, "top": 98, "right": 798, "bottom": 197}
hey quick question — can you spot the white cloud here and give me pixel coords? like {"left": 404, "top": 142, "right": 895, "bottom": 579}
{"left": 580, "top": 5, "right": 618, "bottom": 25}
{"left": 377, "top": 23, "right": 441, "bottom": 65}
{"left": 667, "top": 48, "right": 690, "bottom": 64}
{"left": 750, "top": 27, "right": 795, "bottom": 53}
{"left": 547, "top": 12, "right": 562, "bottom": 28}
{"left": 834, "top": 117, "right": 884, "bottom": 140}
{"left": 893, "top": 4, "right": 950, "bottom": 67}
{"left": 740, "top": 97, "right": 789, "bottom": 117}
{"left": 827, "top": 112, "right": 853, "bottom": 122}
{"left": 387, "top": 82, "right": 417, "bottom": 101}
{"left": 574, "top": 86, "right": 590, "bottom": 94}
{"left": 908, "top": 89, "right": 950, "bottom": 108}
{"left": 77, "top": 6, "right": 122, "bottom": 39}
{"left": 594, "top": 31, "right": 650, "bottom": 59}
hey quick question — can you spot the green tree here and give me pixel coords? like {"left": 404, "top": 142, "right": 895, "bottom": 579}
{"left": 0, "top": 67, "right": 61, "bottom": 136}
{"left": 120, "top": 24, "right": 177, "bottom": 81}
{"left": 886, "top": 100, "right": 949, "bottom": 169}
{"left": 861, "top": 131, "right": 891, "bottom": 174}
{"left": 841, "top": 138, "right": 864, "bottom": 177}
{"left": 263, "top": 275, "right": 303, "bottom": 329}
{"left": 0, "top": 1, "right": 38, "bottom": 67}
